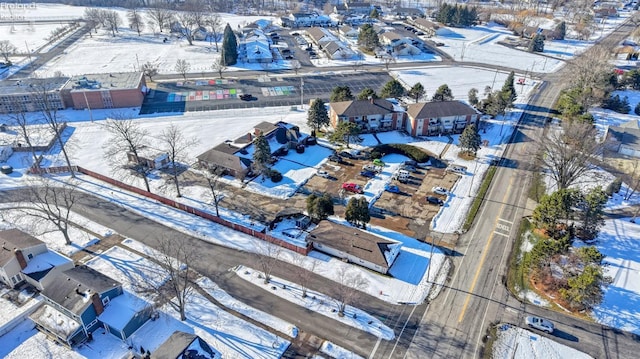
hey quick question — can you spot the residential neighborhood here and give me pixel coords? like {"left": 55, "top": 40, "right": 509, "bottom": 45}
{"left": 0, "top": 1, "right": 639, "bottom": 359}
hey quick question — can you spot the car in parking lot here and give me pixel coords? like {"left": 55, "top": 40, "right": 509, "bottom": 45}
{"left": 342, "top": 182, "right": 364, "bottom": 194}
{"left": 432, "top": 186, "right": 448, "bottom": 195}
{"left": 372, "top": 159, "right": 385, "bottom": 167}
{"left": 525, "top": 316, "right": 554, "bottom": 334}
{"left": 385, "top": 184, "right": 400, "bottom": 193}
{"left": 317, "top": 170, "right": 336, "bottom": 181}
{"left": 339, "top": 151, "right": 355, "bottom": 159}
{"left": 446, "top": 166, "right": 466, "bottom": 174}
{"left": 435, "top": 41, "right": 445, "bottom": 46}
{"left": 328, "top": 154, "right": 344, "bottom": 163}
{"left": 359, "top": 170, "right": 376, "bottom": 178}
{"left": 416, "top": 31, "right": 424, "bottom": 36}
{"left": 240, "top": 94, "right": 254, "bottom": 101}
{"left": 426, "top": 196, "right": 444, "bottom": 206}
{"left": 402, "top": 164, "right": 418, "bottom": 172}
{"left": 291, "top": 32, "right": 300, "bottom": 36}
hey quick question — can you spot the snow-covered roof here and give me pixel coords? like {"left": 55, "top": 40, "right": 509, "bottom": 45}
{"left": 22, "top": 250, "right": 72, "bottom": 275}
{"left": 98, "top": 291, "right": 150, "bottom": 333}
{"left": 152, "top": 331, "right": 221, "bottom": 359}
{"left": 30, "top": 304, "right": 82, "bottom": 339}
{"left": 0, "top": 229, "right": 45, "bottom": 266}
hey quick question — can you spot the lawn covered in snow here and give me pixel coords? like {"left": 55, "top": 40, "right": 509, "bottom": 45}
{"left": 492, "top": 324, "right": 592, "bottom": 359}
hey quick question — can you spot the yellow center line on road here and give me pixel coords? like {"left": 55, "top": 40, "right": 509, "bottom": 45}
{"left": 457, "top": 173, "right": 514, "bottom": 323}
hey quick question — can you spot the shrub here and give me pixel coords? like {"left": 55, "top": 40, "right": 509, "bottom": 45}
{"left": 605, "top": 177, "right": 622, "bottom": 196}
{"left": 269, "top": 169, "right": 283, "bottom": 182}
{"left": 370, "top": 144, "right": 435, "bottom": 163}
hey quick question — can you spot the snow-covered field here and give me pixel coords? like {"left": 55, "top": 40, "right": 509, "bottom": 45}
{"left": 492, "top": 324, "right": 593, "bottom": 359}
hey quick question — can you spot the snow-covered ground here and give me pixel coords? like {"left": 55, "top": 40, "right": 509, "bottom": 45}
{"left": 492, "top": 324, "right": 593, "bottom": 359}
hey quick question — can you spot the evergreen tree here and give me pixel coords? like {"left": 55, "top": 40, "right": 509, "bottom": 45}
{"left": 369, "top": 8, "right": 379, "bottom": 19}
{"left": 501, "top": 71, "right": 517, "bottom": 106}
{"left": 575, "top": 186, "right": 608, "bottom": 240}
{"left": 408, "top": 82, "right": 426, "bottom": 103}
{"left": 468, "top": 88, "right": 479, "bottom": 106}
{"left": 330, "top": 85, "right": 354, "bottom": 102}
{"left": 357, "top": 23, "right": 380, "bottom": 52}
{"left": 529, "top": 33, "right": 544, "bottom": 52}
{"left": 576, "top": 246, "right": 605, "bottom": 266}
{"left": 307, "top": 193, "right": 334, "bottom": 221}
{"left": 555, "top": 21, "right": 566, "bottom": 40}
{"left": 559, "top": 265, "right": 607, "bottom": 311}
{"left": 252, "top": 132, "right": 271, "bottom": 176}
{"left": 459, "top": 124, "right": 482, "bottom": 155}
{"left": 222, "top": 23, "right": 238, "bottom": 66}
{"left": 329, "top": 121, "right": 360, "bottom": 148}
{"left": 380, "top": 79, "right": 405, "bottom": 99}
{"left": 356, "top": 87, "right": 379, "bottom": 100}
{"left": 532, "top": 188, "right": 580, "bottom": 238}
{"left": 307, "top": 98, "right": 329, "bottom": 132}
{"left": 622, "top": 69, "right": 640, "bottom": 90}
{"left": 345, "top": 197, "right": 370, "bottom": 229}
{"left": 432, "top": 84, "right": 454, "bottom": 101}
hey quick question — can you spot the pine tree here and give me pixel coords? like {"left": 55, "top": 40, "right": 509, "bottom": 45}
{"left": 501, "top": 71, "right": 517, "bottom": 106}
{"left": 468, "top": 88, "right": 479, "bottom": 106}
{"left": 529, "top": 33, "right": 544, "bottom": 52}
{"left": 307, "top": 98, "right": 329, "bottom": 132}
{"left": 329, "top": 121, "right": 360, "bottom": 148}
{"left": 330, "top": 85, "right": 354, "bottom": 102}
{"left": 459, "top": 124, "right": 481, "bottom": 155}
{"left": 575, "top": 187, "right": 608, "bottom": 240}
{"left": 357, "top": 88, "right": 378, "bottom": 100}
{"left": 345, "top": 197, "right": 370, "bottom": 229}
{"left": 222, "top": 23, "right": 238, "bottom": 66}
{"left": 357, "top": 23, "right": 380, "bottom": 52}
{"left": 432, "top": 84, "right": 454, "bottom": 101}
{"left": 369, "top": 8, "right": 379, "bottom": 19}
{"left": 555, "top": 21, "right": 566, "bottom": 40}
{"left": 408, "top": 82, "right": 425, "bottom": 103}
{"left": 380, "top": 79, "right": 405, "bottom": 99}
{"left": 252, "top": 132, "right": 271, "bottom": 176}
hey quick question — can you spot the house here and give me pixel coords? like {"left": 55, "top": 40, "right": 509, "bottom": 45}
{"left": 339, "top": 25, "right": 359, "bottom": 39}
{"left": 0, "top": 76, "right": 69, "bottom": 114}
{"left": 391, "top": 7, "right": 423, "bottom": 19}
{"left": 595, "top": 7, "right": 618, "bottom": 18}
{"left": 323, "top": 41, "right": 356, "bottom": 59}
{"left": 98, "top": 291, "right": 152, "bottom": 341}
{"left": 128, "top": 146, "right": 169, "bottom": 170}
{"left": 152, "top": 331, "right": 222, "bottom": 359}
{"left": 345, "top": 1, "right": 373, "bottom": 15}
{"left": 307, "top": 221, "right": 402, "bottom": 274}
{"left": 408, "top": 18, "right": 441, "bottom": 37}
{"left": 390, "top": 42, "right": 421, "bottom": 56}
{"left": 240, "top": 29, "right": 273, "bottom": 63}
{"left": 62, "top": 72, "right": 147, "bottom": 110}
{"left": 329, "top": 98, "right": 405, "bottom": 132}
{"left": 406, "top": 101, "right": 480, "bottom": 136}
{"left": 605, "top": 120, "right": 640, "bottom": 158}
{"left": 285, "top": 13, "right": 332, "bottom": 27}
{"left": 306, "top": 27, "right": 334, "bottom": 46}
{"left": 196, "top": 143, "right": 253, "bottom": 178}
{"left": 0, "top": 144, "right": 12, "bottom": 162}
{"left": 30, "top": 265, "right": 123, "bottom": 347}
{"left": 21, "top": 250, "right": 74, "bottom": 292}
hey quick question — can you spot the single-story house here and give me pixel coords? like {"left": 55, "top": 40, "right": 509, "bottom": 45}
{"left": 391, "top": 7, "right": 423, "bottom": 19}
{"left": 329, "top": 98, "right": 405, "bottom": 132}
{"left": 151, "top": 331, "right": 221, "bottom": 359}
{"left": 605, "top": 120, "right": 640, "bottom": 158}
{"left": 196, "top": 143, "right": 253, "bottom": 178}
{"left": 391, "top": 42, "right": 421, "bottom": 56}
{"left": 408, "top": 18, "right": 441, "bottom": 37}
{"left": 128, "top": 146, "right": 169, "bottom": 170}
{"left": 30, "top": 265, "right": 124, "bottom": 347}
{"left": 339, "top": 25, "right": 359, "bottom": 38}
{"left": 379, "top": 31, "right": 404, "bottom": 46}
{"left": 307, "top": 221, "right": 402, "bottom": 274}
{"left": 406, "top": 100, "right": 480, "bottom": 136}
{"left": 322, "top": 41, "right": 356, "bottom": 59}
{"left": 1, "top": 229, "right": 50, "bottom": 288}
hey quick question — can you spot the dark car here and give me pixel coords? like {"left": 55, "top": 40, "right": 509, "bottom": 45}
{"left": 359, "top": 170, "right": 376, "bottom": 178}
{"left": 291, "top": 32, "right": 300, "bottom": 36}
{"left": 339, "top": 151, "right": 355, "bottom": 159}
{"left": 385, "top": 184, "right": 400, "bottom": 193}
{"left": 305, "top": 136, "right": 317, "bottom": 145}
{"left": 426, "top": 196, "right": 444, "bottom": 206}
{"left": 240, "top": 94, "right": 253, "bottom": 101}
{"left": 328, "top": 154, "right": 343, "bottom": 163}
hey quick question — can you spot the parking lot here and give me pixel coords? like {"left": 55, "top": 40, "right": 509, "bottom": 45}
{"left": 299, "top": 152, "right": 461, "bottom": 240}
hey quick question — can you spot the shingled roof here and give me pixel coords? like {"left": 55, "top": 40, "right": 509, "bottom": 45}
{"left": 0, "top": 229, "right": 44, "bottom": 266}
{"left": 308, "top": 221, "right": 401, "bottom": 271}
{"left": 406, "top": 101, "right": 477, "bottom": 119}
{"left": 330, "top": 99, "right": 396, "bottom": 117}
{"left": 196, "top": 144, "right": 250, "bottom": 173}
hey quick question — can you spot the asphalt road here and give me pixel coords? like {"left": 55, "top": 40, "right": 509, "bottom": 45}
{"left": 403, "top": 17, "right": 640, "bottom": 359}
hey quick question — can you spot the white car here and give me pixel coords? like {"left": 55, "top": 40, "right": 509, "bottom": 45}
{"left": 432, "top": 186, "right": 448, "bottom": 195}
{"left": 446, "top": 166, "right": 466, "bottom": 174}
{"left": 526, "top": 316, "right": 554, "bottom": 334}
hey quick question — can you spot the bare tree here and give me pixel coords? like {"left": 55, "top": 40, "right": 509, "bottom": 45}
{"left": 623, "top": 159, "right": 640, "bottom": 200}
{"left": 23, "top": 177, "right": 79, "bottom": 245}
{"left": 332, "top": 266, "right": 369, "bottom": 317}
{"left": 101, "top": 114, "right": 152, "bottom": 192}
{"left": 204, "top": 13, "right": 223, "bottom": 51}
{"left": 0, "top": 40, "right": 17, "bottom": 64}
{"left": 567, "top": 46, "right": 614, "bottom": 109}
{"left": 203, "top": 166, "right": 226, "bottom": 217}
{"left": 293, "top": 257, "right": 317, "bottom": 298}
{"left": 104, "top": 10, "right": 121, "bottom": 37}
{"left": 127, "top": 8, "right": 145, "bottom": 36}
{"left": 159, "top": 124, "right": 199, "bottom": 198}
{"left": 29, "top": 77, "right": 75, "bottom": 177}
{"left": 174, "top": 1, "right": 207, "bottom": 46}
{"left": 7, "top": 99, "right": 41, "bottom": 171}
{"left": 254, "top": 241, "right": 282, "bottom": 284}
{"left": 142, "top": 61, "right": 159, "bottom": 81}
{"left": 537, "top": 120, "right": 606, "bottom": 191}
{"left": 146, "top": 5, "right": 174, "bottom": 33}
{"left": 211, "top": 58, "right": 227, "bottom": 78}
{"left": 83, "top": 8, "right": 103, "bottom": 35}
{"left": 380, "top": 54, "right": 396, "bottom": 71}
{"left": 136, "top": 235, "right": 197, "bottom": 321}
{"left": 175, "top": 58, "right": 191, "bottom": 80}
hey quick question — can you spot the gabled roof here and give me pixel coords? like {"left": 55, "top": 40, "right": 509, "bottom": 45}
{"left": 330, "top": 99, "right": 397, "bottom": 117}
{"left": 152, "top": 331, "right": 220, "bottom": 359}
{"left": 407, "top": 101, "right": 477, "bottom": 119}
{"left": 308, "top": 221, "right": 401, "bottom": 271}
{"left": 411, "top": 18, "right": 439, "bottom": 30}
{"left": 323, "top": 41, "right": 343, "bottom": 55}
{"left": 41, "top": 265, "right": 121, "bottom": 316}
{"left": 306, "top": 27, "right": 332, "bottom": 42}
{"left": 22, "top": 250, "right": 72, "bottom": 280}
{"left": 98, "top": 291, "right": 150, "bottom": 333}
{"left": 380, "top": 31, "right": 403, "bottom": 43}
{"left": 607, "top": 124, "right": 640, "bottom": 150}
{"left": 0, "top": 229, "right": 45, "bottom": 266}
{"left": 196, "top": 145, "right": 248, "bottom": 173}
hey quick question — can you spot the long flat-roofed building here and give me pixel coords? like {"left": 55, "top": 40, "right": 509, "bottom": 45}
{"left": 63, "top": 72, "right": 146, "bottom": 110}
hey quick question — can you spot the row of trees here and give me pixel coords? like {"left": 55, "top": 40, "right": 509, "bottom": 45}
{"left": 328, "top": 81, "right": 453, "bottom": 104}
{"left": 435, "top": 4, "right": 478, "bottom": 28}
{"left": 470, "top": 71, "right": 517, "bottom": 118}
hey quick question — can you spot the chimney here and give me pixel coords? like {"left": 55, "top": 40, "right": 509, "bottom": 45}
{"left": 91, "top": 292, "right": 104, "bottom": 316}
{"left": 15, "top": 249, "right": 28, "bottom": 270}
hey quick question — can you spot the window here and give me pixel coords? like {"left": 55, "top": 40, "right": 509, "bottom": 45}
{"left": 102, "top": 296, "right": 110, "bottom": 306}
{"left": 87, "top": 318, "right": 98, "bottom": 328}
{"left": 27, "top": 253, "right": 33, "bottom": 260}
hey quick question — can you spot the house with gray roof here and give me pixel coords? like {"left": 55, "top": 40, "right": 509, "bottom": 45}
{"left": 152, "top": 331, "right": 221, "bottom": 359}
{"left": 406, "top": 101, "right": 479, "bottom": 136}
{"left": 30, "top": 265, "right": 123, "bottom": 347}
{"left": 329, "top": 98, "right": 405, "bottom": 132}
{"left": 307, "top": 220, "right": 402, "bottom": 274}
{"left": 605, "top": 120, "right": 640, "bottom": 158}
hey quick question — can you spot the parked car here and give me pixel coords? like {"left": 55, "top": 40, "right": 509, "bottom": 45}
{"left": 526, "top": 316, "right": 554, "bottom": 334}
{"left": 446, "top": 166, "right": 466, "bottom": 174}
{"left": 240, "top": 94, "right": 253, "bottom": 101}
{"left": 339, "top": 151, "right": 355, "bottom": 159}
{"left": 291, "top": 32, "right": 300, "bottom": 36}
{"left": 432, "top": 186, "right": 448, "bottom": 195}
{"left": 342, "top": 182, "right": 364, "bottom": 194}
{"left": 402, "top": 165, "right": 418, "bottom": 173}
{"left": 363, "top": 164, "right": 383, "bottom": 173}
{"left": 435, "top": 41, "right": 445, "bottom": 46}
{"left": 426, "top": 196, "right": 444, "bottom": 206}
{"left": 372, "top": 159, "right": 385, "bottom": 167}
{"left": 416, "top": 31, "right": 425, "bottom": 36}
{"left": 359, "top": 170, "right": 376, "bottom": 178}
{"left": 317, "top": 170, "right": 336, "bottom": 180}
{"left": 305, "top": 136, "right": 317, "bottom": 145}
{"left": 273, "top": 147, "right": 288, "bottom": 156}
{"left": 328, "top": 154, "right": 343, "bottom": 163}
{"left": 385, "top": 184, "right": 400, "bottom": 193}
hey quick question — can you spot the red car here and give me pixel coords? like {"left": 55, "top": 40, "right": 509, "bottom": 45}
{"left": 342, "top": 182, "right": 363, "bottom": 194}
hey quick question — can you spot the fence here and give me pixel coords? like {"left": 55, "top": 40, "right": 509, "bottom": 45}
{"left": 32, "top": 165, "right": 311, "bottom": 255}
